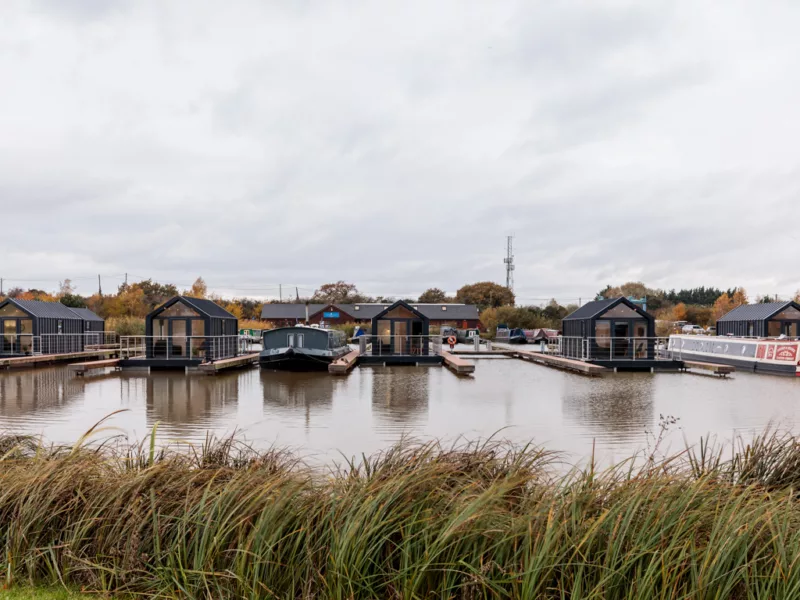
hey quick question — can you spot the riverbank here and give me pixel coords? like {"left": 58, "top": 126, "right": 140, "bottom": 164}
{"left": 3, "top": 429, "right": 800, "bottom": 598}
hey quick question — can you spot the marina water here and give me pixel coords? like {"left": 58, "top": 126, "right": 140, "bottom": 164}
{"left": 1, "top": 354, "right": 799, "bottom": 465}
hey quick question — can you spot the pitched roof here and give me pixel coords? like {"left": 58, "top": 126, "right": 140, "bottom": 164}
{"left": 260, "top": 302, "right": 481, "bottom": 321}
{"left": 178, "top": 296, "right": 237, "bottom": 319}
{"left": 68, "top": 307, "right": 104, "bottom": 322}
{"left": 563, "top": 297, "right": 650, "bottom": 321}
{"left": 562, "top": 298, "right": 620, "bottom": 321}
{"left": 4, "top": 298, "right": 84, "bottom": 320}
{"left": 717, "top": 301, "right": 799, "bottom": 322}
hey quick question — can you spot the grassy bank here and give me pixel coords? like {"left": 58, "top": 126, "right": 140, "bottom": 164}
{"left": 3, "top": 430, "right": 800, "bottom": 599}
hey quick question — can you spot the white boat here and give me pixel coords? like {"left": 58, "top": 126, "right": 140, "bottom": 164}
{"left": 668, "top": 334, "right": 800, "bottom": 376}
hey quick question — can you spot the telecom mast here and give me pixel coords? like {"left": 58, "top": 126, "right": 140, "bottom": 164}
{"left": 504, "top": 235, "right": 515, "bottom": 291}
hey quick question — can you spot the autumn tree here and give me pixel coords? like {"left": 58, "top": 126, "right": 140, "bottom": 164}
{"left": 418, "top": 288, "right": 449, "bottom": 303}
{"left": 187, "top": 277, "right": 208, "bottom": 299}
{"left": 456, "top": 282, "right": 514, "bottom": 310}
{"left": 311, "top": 282, "right": 369, "bottom": 304}
{"left": 57, "top": 279, "right": 75, "bottom": 298}
{"left": 730, "top": 287, "right": 748, "bottom": 307}
{"left": 672, "top": 302, "right": 688, "bottom": 322}
{"left": 712, "top": 293, "right": 733, "bottom": 321}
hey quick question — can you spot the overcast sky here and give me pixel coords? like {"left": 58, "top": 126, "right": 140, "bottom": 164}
{"left": 2, "top": 0, "right": 799, "bottom": 304}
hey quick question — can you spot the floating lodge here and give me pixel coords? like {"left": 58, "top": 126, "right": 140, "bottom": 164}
{"left": 0, "top": 298, "right": 105, "bottom": 356}
{"left": 716, "top": 301, "right": 800, "bottom": 338}
{"left": 131, "top": 296, "right": 240, "bottom": 368}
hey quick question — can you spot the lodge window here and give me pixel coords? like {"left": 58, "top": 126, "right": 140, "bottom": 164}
{"left": 57, "top": 320, "right": 63, "bottom": 334}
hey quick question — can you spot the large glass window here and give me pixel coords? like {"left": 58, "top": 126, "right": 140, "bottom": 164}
{"left": 0, "top": 304, "right": 27, "bottom": 317}
{"left": 171, "top": 321, "right": 187, "bottom": 356}
{"left": 596, "top": 320, "right": 611, "bottom": 348}
{"left": 158, "top": 302, "right": 201, "bottom": 318}
{"left": 768, "top": 321, "right": 781, "bottom": 337}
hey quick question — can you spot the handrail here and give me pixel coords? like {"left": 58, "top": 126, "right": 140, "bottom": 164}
{"left": 119, "top": 335, "right": 248, "bottom": 362}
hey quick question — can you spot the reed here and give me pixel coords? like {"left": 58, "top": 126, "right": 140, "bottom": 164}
{"left": 2, "top": 429, "right": 800, "bottom": 599}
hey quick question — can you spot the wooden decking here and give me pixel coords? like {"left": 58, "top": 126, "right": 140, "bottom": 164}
{"left": 69, "top": 358, "right": 121, "bottom": 376}
{"left": 198, "top": 353, "right": 260, "bottom": 375}
{"left": 440, "top": 351, "right": 476, "bottom": 375}
{"left": 513, "top": 348, "right": 609, "bottom": 376}
{"left": 680, "top": 360, "right": 735, "bottom": 377}
{"left": 0, "top": 348, "right": 120, "bottom": 370}
{"left": 329, "top": 348, "right": 362, "bottom": 375}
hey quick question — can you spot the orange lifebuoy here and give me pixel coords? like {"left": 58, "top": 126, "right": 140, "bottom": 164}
{"left": 447, "top": 336, "right": 457, "bottom": 346}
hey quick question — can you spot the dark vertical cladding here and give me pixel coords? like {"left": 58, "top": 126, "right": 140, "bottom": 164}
{"left": 716, "top": 301, "right": 800, "bottom": 338}
{"left": 0, "top": 298, "right": 89, "bottom": 356}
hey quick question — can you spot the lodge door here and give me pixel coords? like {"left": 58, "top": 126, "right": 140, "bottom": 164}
{"left": 612, "top": 322, "right": 630, "bottom": 358}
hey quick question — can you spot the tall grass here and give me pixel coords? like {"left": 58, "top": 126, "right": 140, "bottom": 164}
{"left": 105, "top": 316, "right": 145, "bottom": 336}
{"left": 2, "top": 430, "right": 800, "bottom": 598}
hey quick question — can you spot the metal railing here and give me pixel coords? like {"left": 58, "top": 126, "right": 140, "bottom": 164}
{"left": 0, "top": 332, "right": 120, "bottom": 356}
{"left": 358, "top": 334, "right": 442, "bottom": 357}
{"left": 560, "top": 336, "right": 672, "bottom": 362}
{"left": 119, "top": 335, "right": 249, "bottom": 362}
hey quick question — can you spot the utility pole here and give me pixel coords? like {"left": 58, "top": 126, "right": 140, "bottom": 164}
{"left": 98, "top": 274, "right": 102, "bottom": 296}
{"left": 279, "top": 284, "right": 282, "bottom": 302}
{"left": 504, "top": 235, "right": 515, "bottom": 292}
{"left": 296, "top": 286, "right": 300, "bottom": 302}
{"left": 0, "top": 278, "right": 3, "bottom": 296}
{"left": 125, "top": 273, "right": 128, "bottom": 286}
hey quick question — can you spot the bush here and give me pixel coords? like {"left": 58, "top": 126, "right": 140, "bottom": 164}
{"left": 105, "top": 316, "right": 145, "bottom": 336}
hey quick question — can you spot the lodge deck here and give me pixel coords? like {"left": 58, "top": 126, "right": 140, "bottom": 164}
{"left": 512, "top": 348, "right": 610, "bottom": 376}
{"left": 0, "top": 348, "right": 120, "bottom": 370}
{"left": 198, "top": 353, "right": 260, "bottom": 375}
{"left": 329, "top": 348, "right": 362, "bottom": 375}
{"left": 69, "top": 358, "right": 121, "bottom": 375}
{"left": 440, "top": 351, "right": 475, "bottom": 375}
{"left": 680, "top": 360, "right": 736, "bottom": 377}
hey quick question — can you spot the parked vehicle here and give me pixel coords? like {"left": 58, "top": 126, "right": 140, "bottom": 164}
{"left": 681, "top": 324, "right": 705, "bottom": 334}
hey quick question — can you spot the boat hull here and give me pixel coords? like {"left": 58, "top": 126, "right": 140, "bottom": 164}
{"left": 669, "top": 335, "right": 800, "bottom": 377}
{"left": 259, "top": 348, "right": 348, "bottom": 371}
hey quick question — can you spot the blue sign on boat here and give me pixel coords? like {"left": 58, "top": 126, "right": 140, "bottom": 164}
{"left": 323, "top": 311, "right": 340, "bottom": 318}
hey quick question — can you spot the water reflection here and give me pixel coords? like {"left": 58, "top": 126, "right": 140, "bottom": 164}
{"left": 561, "top": 374, "right": 655, "bottom": 440}
{"left": 370, "top": 366, "right": 430, "bottom": 425}
{"left": 260, "top": 371, "right": 335, "bottom": 411}
{"left": 145, "top": 373, "right": 239, "bottom": 433}
{"left": 0, "top": 367, "right": 86, "bottom": 415}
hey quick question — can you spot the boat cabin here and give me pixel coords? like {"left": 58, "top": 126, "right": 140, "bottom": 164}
{"left": 561, "top": 297, "right": 656, "bottom": 361}
{"left": 145, "top": 296, "right": 238, "bottom": 362}
{"left": 370, "top": 300, "right": 430, "bottom": 356}
{"left": 0, "top": 298, "right": 88, "bottom": 356}
{"left": 716, "top": 301, "right": 800, "bottom": 338}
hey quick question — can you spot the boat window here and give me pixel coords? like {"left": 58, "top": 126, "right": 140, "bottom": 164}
{"left": 287, "top": 334, "right": 295, "bottom": 347}
{"left": 296, "top": 334, "right": 304, "bottom": 348}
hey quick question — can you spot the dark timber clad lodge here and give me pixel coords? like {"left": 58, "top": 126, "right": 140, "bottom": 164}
{"left": 561, "top": 297, "right": 656, "bottom": 363}
{"left": 143, "top": 296, "right": 239, "bottom": 366}
{"left": 260, "top": 303, "right": 481, "bottom": 329}
{"left": 716, "top": 301, "right": 800, "bottom": 338}
{"left": 0, "top": 298, "right": 105, "bottom": 356}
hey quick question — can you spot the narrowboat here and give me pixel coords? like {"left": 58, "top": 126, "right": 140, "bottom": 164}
{"left": 441, "top": 326, "right": 457, "bottom": 343}
{"left": 668, "top": 335, "right": 800, "bottom": 376}
{"left": 260, "top": 326, "right": 349, "bottom": 371}
{"left": 456, "top": 328, "right": 482, "bottom": 344}
{"left": 507, "top": 328, "right": 528, "bottom": 344}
